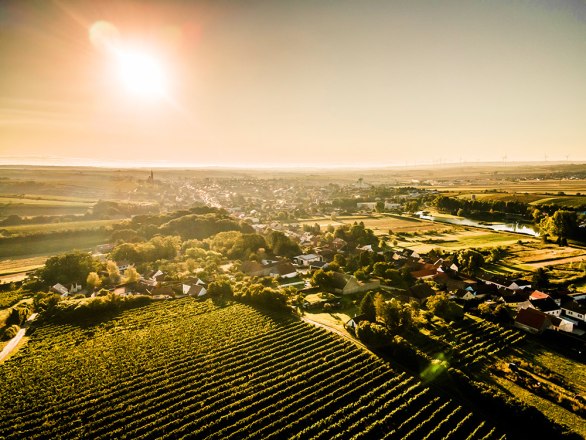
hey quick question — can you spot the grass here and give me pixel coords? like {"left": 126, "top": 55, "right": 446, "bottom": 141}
{"left": 530, "top": 196, "right": 586, "bottom": 208}
{"left": 492, "top": 375, "right": 586, "bottom": 438}
{"left": 0, "top": 256, "right": 47, "bottom": 276}
{"left": 0, "top": 230, "right": 110, "bottom": 259}
{"left": 0, "top": 195, "right": 94, "bottom": 218}
{"left": 0, "top": 196, "right": 93, "bottom": 207}
{"left": 1, "top": 219, "right": 119, "bottom": 236}
{"left": 423, "top": 180, "right": 586, "bottom": 195}
{"left": 296, "top": 214, "right": 448, "bottom": 236}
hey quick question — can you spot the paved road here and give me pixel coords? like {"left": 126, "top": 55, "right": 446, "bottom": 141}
{"left": 0, "top": 312, "right": 37, "bottom": 363}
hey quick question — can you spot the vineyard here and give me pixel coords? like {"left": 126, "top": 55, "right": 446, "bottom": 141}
{"left": 417, "top": 317, "right": 526, "bottom": 370}
{"left": 0, "top": 298, "right": 506, "bottom": 439}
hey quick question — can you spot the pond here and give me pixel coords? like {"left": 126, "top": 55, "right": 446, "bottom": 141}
{"left": 416, "top": 211, "right": 539, "bottom": 237}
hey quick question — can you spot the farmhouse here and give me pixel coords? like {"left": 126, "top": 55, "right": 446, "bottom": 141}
{"left": 344, "top": 314, "right": 369, "bottom": 332}
{"left": 407, "top": 283, "right": 434, "bottom": 304}
{"left": 293, "top": 254, "right": 323, "bottom": 266}
{"left": 514, "top": 308, "right": 551, "bottom": 334}
{"left": 561, "top": 299, "right": 586, "bottom": 323}
{"left": 548, "top": 315, "right": 574, "bottom": 334}
{"left": 508, "top": 279, "right": 531, "bottom": 290}
{"left": 183, "top": 284, "right": 207, "bottom": 297}
{"left": 356, "top": 202, "right": 377, "bottom": 210}
{"left": 51, "top": 283, "right": 69, "bottom": 297}
{"left": 335, "top": 275, "right": 380, "bottom": 295}
{"left": 527, "top": 291, "right": 561, "bottom": 317}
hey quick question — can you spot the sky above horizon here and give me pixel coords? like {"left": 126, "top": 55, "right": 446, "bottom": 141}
{"left": 1, "top": 0, "right": 585, "bottom": 167}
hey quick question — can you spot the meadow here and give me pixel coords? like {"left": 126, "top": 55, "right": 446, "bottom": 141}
{"left": 453, "top": 193, "right": 586, "bottom": 209}
{"left": 0, "top": 298, "right": 505, "bottom": 439}
{"left": 0, "top": 195, "right": 92, "bottom": 217}
{"left": 0, "top": 229, "right": 110, "bottom": 259}
{"left": 0, "top": 219, "right": 119, "bottom": 236}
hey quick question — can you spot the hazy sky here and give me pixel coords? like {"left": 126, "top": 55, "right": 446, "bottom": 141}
{"left": 1, "top": 0, "right": 585, "bottom": 167}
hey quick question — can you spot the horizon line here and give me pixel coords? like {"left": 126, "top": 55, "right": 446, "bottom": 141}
{"left": 1, "top": 157, "right": 585, "bottom": 171}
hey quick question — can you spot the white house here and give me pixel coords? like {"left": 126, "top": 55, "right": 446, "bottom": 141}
{"left": 183, "top": 284, "right": 207, "bottom": 297}
{"left": 117, "top": 261, "right": 133, "bottom": 272}
{"left": 69, "top": 283, "right": 82, "bottom": 293}
{"left": 384, "top": 202, "right": 401, "bottom": 210}
{"left": 508, "top": 279, "right": 531, "bottom": 291}
{"left": 293, "top": 254, "right": 323, "bottom": 266}
{"left": 356, "top": 202, "right": 377, "bottom": 210}
{"left": 549, "top": 315, "right": 574, "bottom": 333}
{"left": 51, "top": 283, "right": 69, "bottom": 297}
{"left": 561, "top": 300, "right": 586, "bottom": 323}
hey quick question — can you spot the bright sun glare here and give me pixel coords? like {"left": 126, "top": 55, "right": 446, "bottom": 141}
{"left": 115, "top": 49, "right": 168, "bottom": 99}
{"left": 89, "top": 21, "right": 169, "bottom": 100}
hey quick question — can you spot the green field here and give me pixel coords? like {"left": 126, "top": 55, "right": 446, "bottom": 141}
{"left": 0, "top": 195, "right": 95, "bottom": 217}
{"left": 0, "top": 230, "right": 110, "bottom": 259}
{"left": 529, "top": 196, "right": 586, "bottom": 208}
{"left": 0, "top": 298, "right": 504, "bottom": 439}
{"left": 1, "top": 219, "right": 119, "bottom": 236}
{"left": 453, "top": 192, "right": 586, "bottom": 208}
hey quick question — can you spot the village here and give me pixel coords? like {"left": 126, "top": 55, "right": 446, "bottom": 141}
{"left": 43, "top": 196, "right": 586, "bottom": 357}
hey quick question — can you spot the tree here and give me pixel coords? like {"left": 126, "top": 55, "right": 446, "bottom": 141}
{"left": 266, "top": 231, "right": 301, "bottom": 257}
{"left": 359, "top": 292, "right": 376, "bottom": 322}
{"left": 488, "top": 247, "right": 508, "bottom": 263}
{"left": 375, "top": 297, "right": 416, "bottom": 334}
{"left": 40, "top": 252, "right": 99, "bottom": 286}
{"left": 426, "top": 292, "right": 463, "bottom": 321}
{"left": 207, "top": 279, "right": 233, "bottom": 297}
{"left": 355, "top": 321, "right": 390, "bottom": 347}
{"left": 311, "top": 269, "right": 337, "bottom": 290}
{"left": 532, "top": 267, "right": 549, "bottom": 290}
{"left": 86, "top": 272, "right": 101, "bottom": 290}
{"left": 373, "top": 262, "right": 393, "bottom": 278}
{"left": 124, "top": 267, "right": 140, "bottom": 283}
{"left": 107, "top": 261, "right": 121, "bottom": 285}
{"left": 333, "top": 254, "right": 346, "bottom": 268}
{"left": 456, "top": 249, "right": 485, "bottom": 274}
{"left": 550, "top": 210, "right": 578, "bottom": 240}
{"left": 354, "top": 268, "right": 370, "bottom": 282}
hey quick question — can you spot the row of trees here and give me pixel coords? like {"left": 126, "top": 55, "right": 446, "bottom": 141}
{"left": 435, "top": 196, "right": 530, "bottom": 217}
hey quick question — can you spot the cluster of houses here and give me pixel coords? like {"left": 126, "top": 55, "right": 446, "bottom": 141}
{"left": 51, "top": 264, "right": 209, "bottom": 301}
{"left": 261, "top": 245, "right": 586, "bottom": 339}
{"left": 386, "top": 250, "right": 586, "bottom": 337}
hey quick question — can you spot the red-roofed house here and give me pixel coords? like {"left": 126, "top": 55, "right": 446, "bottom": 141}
{"left": 514, "top": 308, "right": 551, "bottom": 334}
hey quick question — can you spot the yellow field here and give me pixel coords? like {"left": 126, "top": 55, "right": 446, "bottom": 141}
{"left": 2, "top": 219, "right": 118, "bottom": 236}
{"left": 297, "top": 214, "right": 449, "bottom": 235}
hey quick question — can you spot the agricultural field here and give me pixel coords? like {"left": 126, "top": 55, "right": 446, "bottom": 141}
{"left": 298, "top": 214, "right": 453, "bottom": 236}
{"left": 0, "top": 218, "right": 119, "bottom": 236}
{"left": 491, "top": 337, "right": 586, "bottom": 440}
{"left": 0, "top": 167, "right": 143, "bottom": 201}
{"left": 0, "top": 229, "right": 110, "bottom": 259}
{"left": 453, "top": 192, "right": 586, "bottom": 208}
{"left": 0, "top": 298, "right": 505, "bottom": 439}
{"left": 405, "top": 229, "right": 529, "bottom": 254}
{"left": 0, "top": 195, "right": 93, "bottom": 217}
{"left": 505, "top": 243, "right": 586, "bottom": 269}
{"left": 419, "top": 317, "right": 526, "bottom": 370}
{"left": 423, "top": 179, "right": 586, "bottom": 195}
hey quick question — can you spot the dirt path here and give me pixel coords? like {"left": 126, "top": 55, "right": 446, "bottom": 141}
{"left": 0, "top": 312, "right": 37, "bottom": 363}
{"left": 301, "top": 315, "right": 368, "bottom": 351}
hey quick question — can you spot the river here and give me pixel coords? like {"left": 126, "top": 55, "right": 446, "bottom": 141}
{"left": 416, "top": 212, "right": 540, "bottom": 237}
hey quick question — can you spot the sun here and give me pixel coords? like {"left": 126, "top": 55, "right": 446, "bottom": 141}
{"left": 114, "top": 49, "right": 168, "bottom": 99}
